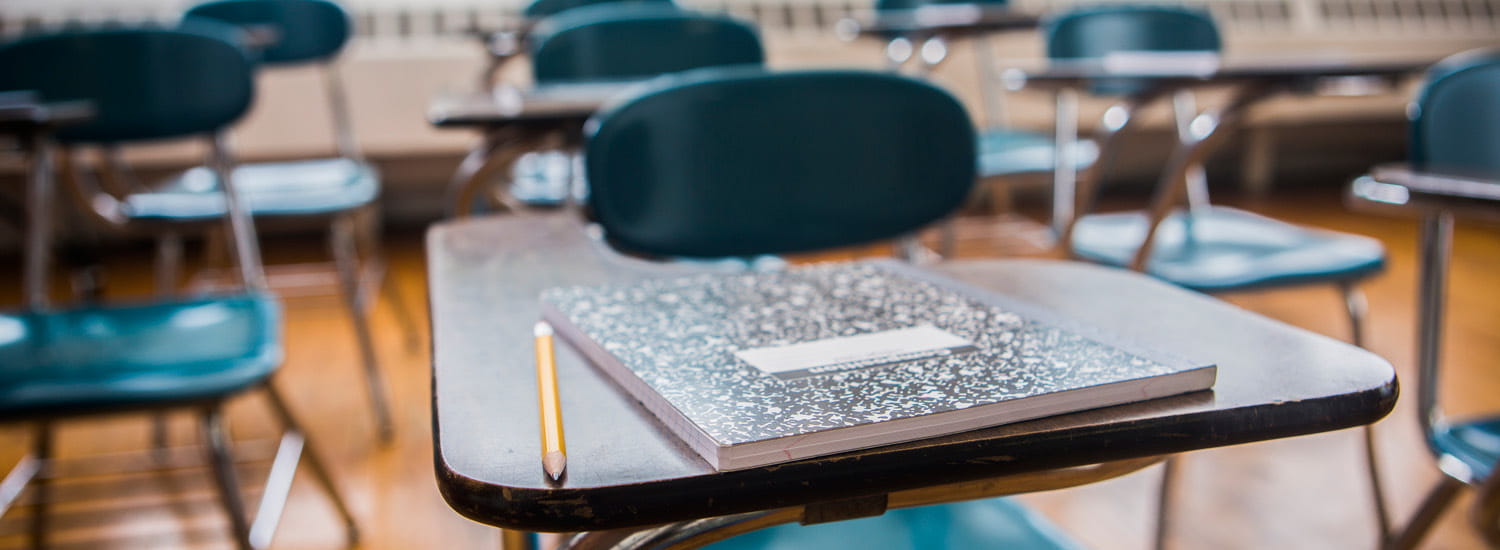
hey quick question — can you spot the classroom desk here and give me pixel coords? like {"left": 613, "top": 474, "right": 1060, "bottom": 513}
{"left": 428, "top": 211, "right": 1397, "bottom": 548}
{"left": 428, "top": 83, "right": 629, "bottom": 216}
{"left": 1003, "top": 53, "right": 1435, "bottom": 265}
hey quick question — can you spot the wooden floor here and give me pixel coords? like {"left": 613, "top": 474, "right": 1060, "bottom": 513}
{"left": 1, "top": 185, "right": 1496, "bottom": 549}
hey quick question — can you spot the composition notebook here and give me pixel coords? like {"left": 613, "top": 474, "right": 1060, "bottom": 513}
{"left": 540, "top": 260, "right": 1216, "bottom": 471}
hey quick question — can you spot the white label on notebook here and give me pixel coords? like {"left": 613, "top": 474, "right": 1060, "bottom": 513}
{"left": 735, "top": 325, "right": 977, "bottom": 380}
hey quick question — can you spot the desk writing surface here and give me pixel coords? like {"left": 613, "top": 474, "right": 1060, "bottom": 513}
{"left": 428, "top": 213, "right": 1396, "bottom": 532}
{"left": 840, "top": 6, "right": 1040, "bottom": 38}
{"left": 1005, "top": 53, "right": 1436, "bottom": 89}
{"left": 427, "top": 83, "right": 630, "bottom": 128}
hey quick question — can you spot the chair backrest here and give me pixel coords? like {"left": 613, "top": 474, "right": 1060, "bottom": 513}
{"left": 585, "top": 68, "right": 976, "bottom": 258}
{"left": 1411, "top": 49, "right": 1500, "bottom": 178}
{"left": 529, "top": 4, "right": 764, "bottom": 85}
{"left": 1045, "top": 5, "right": 1221, "bottom": 96}
{"left": 524, "top": 0, "right": 674, "bottom": 19}
{"left": 0, "top": 23, "right": 256, "bottom": 144}
{"left": 185, "top": 0, "right": 352, "bottom": 65}
{"left": 875, "top": 0, "right": 1006, "bottom": 11}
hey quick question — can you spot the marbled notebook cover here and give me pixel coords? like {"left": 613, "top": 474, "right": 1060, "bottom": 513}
{"left": 540, "top": 260, "right": 1215, "bottom": 470}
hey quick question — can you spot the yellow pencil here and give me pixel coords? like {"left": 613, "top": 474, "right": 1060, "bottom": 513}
{"left": 534, "top": 321, "right": 566, "bottom": 481}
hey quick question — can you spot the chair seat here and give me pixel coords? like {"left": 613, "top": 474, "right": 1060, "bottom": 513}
{"left": 123, "top": 158, "right": 378, "bottom": 221}
{"left": 0, "top": 294, "right": 281, "bottom": 417}
{"left": 978, "top": 128, "right": 1097, "bottom": 179}
{"left": 1070, "top": 206, "right": 1386, "bottom": 292}
{"left": 703, "top": 498, "right": 1079, "bottom": 550}
{"left": 1432, "top": 417, "right": 1500, "bottom": 483}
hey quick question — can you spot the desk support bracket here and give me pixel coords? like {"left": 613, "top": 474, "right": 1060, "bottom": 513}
{"left": 801, "top": 494, "right": 889, "bottom": 525}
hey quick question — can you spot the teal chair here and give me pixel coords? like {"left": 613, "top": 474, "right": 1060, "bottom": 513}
{"left": 1355, "top": 49, "right": 1500, "bottom": 550}
{"left": 1050, "top": 6, "right": 1386, "bottom": 549}
{"left": 0, "top": 25, "right": 357, "bottom": 550}
{"left": 1051, "top": 5, "right": 1225, "bottom": 242}
{"left": 524, "top": 0, "right": 672, "bottom": 18}
{"left": 1054, "top": 4, "right": 1383, "bottom": 316}
{"left": 118, "top": 0, "right": 409, "bottom": 442}
{"left": 583, "top": 67, "right": 1076, "bottom": 549}
{"left": 479, "top": 3, "right": 764, "bottom": 209}
{"left": 529, "top": 3, "right": 763, "bottom": 85}
{"left": 869, "top": 0, "right": 1098, "bottom": 242}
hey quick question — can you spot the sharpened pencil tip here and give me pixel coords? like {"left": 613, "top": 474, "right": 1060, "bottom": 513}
{"left": 544, "top": 451, "right": 566, "bottom": 481}
{"left": 534, "top": 321, "right": 553, "bottom": 338}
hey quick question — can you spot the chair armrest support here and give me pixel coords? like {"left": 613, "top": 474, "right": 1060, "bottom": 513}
{"left": 1351, "top": 164, "right": 1500, "bottom": 220}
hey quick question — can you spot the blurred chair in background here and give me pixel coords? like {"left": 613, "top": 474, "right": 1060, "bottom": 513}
{"left": 85, "top": 0, "right": 411, "bottom": 442}
{"left": 1349, "top": 48, "right": 1500, "bottom": 550}
{"left": 585, "top": 66, "right": 1078, "bottom": 548}
{"left": 868, "top": 0, "right": 1098, "bottom": 252}
{"left": 1047, "top": 6, "right": 1388, "bottom": 549}
{"left": 475, "top": 0, "right": 675, "bottom": 88}
{"left": 528, "top": 4, "right": 762, "bottom": 85}
{"left": 524, "top": 0, "right": 673, "bottom": 19}
{"left": 455, "top": 3, "right": 764, "bottom": 212}
{"left": 0, "top": 25, "right": 357, "bottom": 550}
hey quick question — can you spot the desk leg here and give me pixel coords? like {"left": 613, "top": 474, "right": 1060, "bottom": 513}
{"left": 501, "top": 529, "right": 536, "bottom": 550}
{"left": 1129, "top": 82, "right": 1279, "bottom": 272}
{"left": 23, "top": 131, "right": 54, "bottom": 310}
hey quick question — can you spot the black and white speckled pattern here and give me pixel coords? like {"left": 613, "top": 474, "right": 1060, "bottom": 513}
{"left": 542, "top": 261, "right": 1195, "bottom": 449}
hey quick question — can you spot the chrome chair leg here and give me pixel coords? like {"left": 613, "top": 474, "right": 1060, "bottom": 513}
{"left": 30, "top": 422, "right": 52, "bottom": 550}
{"left": 1469, "top": 469, "right": 1500, "bottom": 546}
{"left": 201, "top": 407, "right": 254, "bottom": 550}
{"left": 151, "top": 415, "right": 171, "bottom": 463}
{"left": 155, "top": 231, "right": 183, "bottom": 295}
{"left": 1339, "top": 283, "right": 1369, "bottom": 348}
{"left": 1363, "top": 424, "right": 1391, "bottom": 538}
{"left": 330, "top": 214, "right": 394, "bottom": 442}
{"left": 263, "top": 383, "right": 361, "bottom": 545}
{"left": 357, "top": 206, "right": 420, "bottom": 353}
{"left": 502, "top": 529, "right": 537, "bottom": 550}
{"left": 1338, "top": 282, "right": 1391, "bottom": 540}
{"left": 150, "top": 230, "right": 179, "bottom": 459}
{"left": 1154, "top": 456, "right": 1179, "bottom": 550}
{"left": 1386, "top": 477, "right": 1465, "bottom": 550}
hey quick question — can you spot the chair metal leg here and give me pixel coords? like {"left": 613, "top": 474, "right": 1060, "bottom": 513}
{"left": 201, "top": 407, "right": 254, "bottom": 550}
{"left": 1386, "top": 476, "right": 1465, "bottom": 550}
{"left": 357, "top": 207, "right": 421, "bottom": 354}
{"left": 1337, "top": 282, "right": 1391, "bottom": 540}
{"left": 263, "top": 383, "right": 360, "bottom": 545}
{"left": 151, "top": 415, "right": 171, "bottom": 463}
{"left": 501, "top": 529, "right": 537, "bottom": 550}
{"left": 1363, "top": 424, "right": 1392, "bottom": 538}
{"left": 1339, "top": 283, "right": 1369, "bottom": 348}
{"left": 937, "top": 218, "right": 957, "bottom": 259}
{"left": 155, "top": 232, "right": 183, "bottom": 296}
{"left": 331, "top": 214, "right": 395, "bottom": 442}
{"left": 1469, "top": 469, "right": 1500, "bottom": 546}
{"left": 0, "top": 455, "right": 41, "bottom": 520}
{"left": 29, "top": 422, "right": 52, "bottom": 550}
{"left": 1154, "top": 456, "right": 1179, "bottom": 550}
{"left": 149, "top": 234, "right": 185, "bottom": 461}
